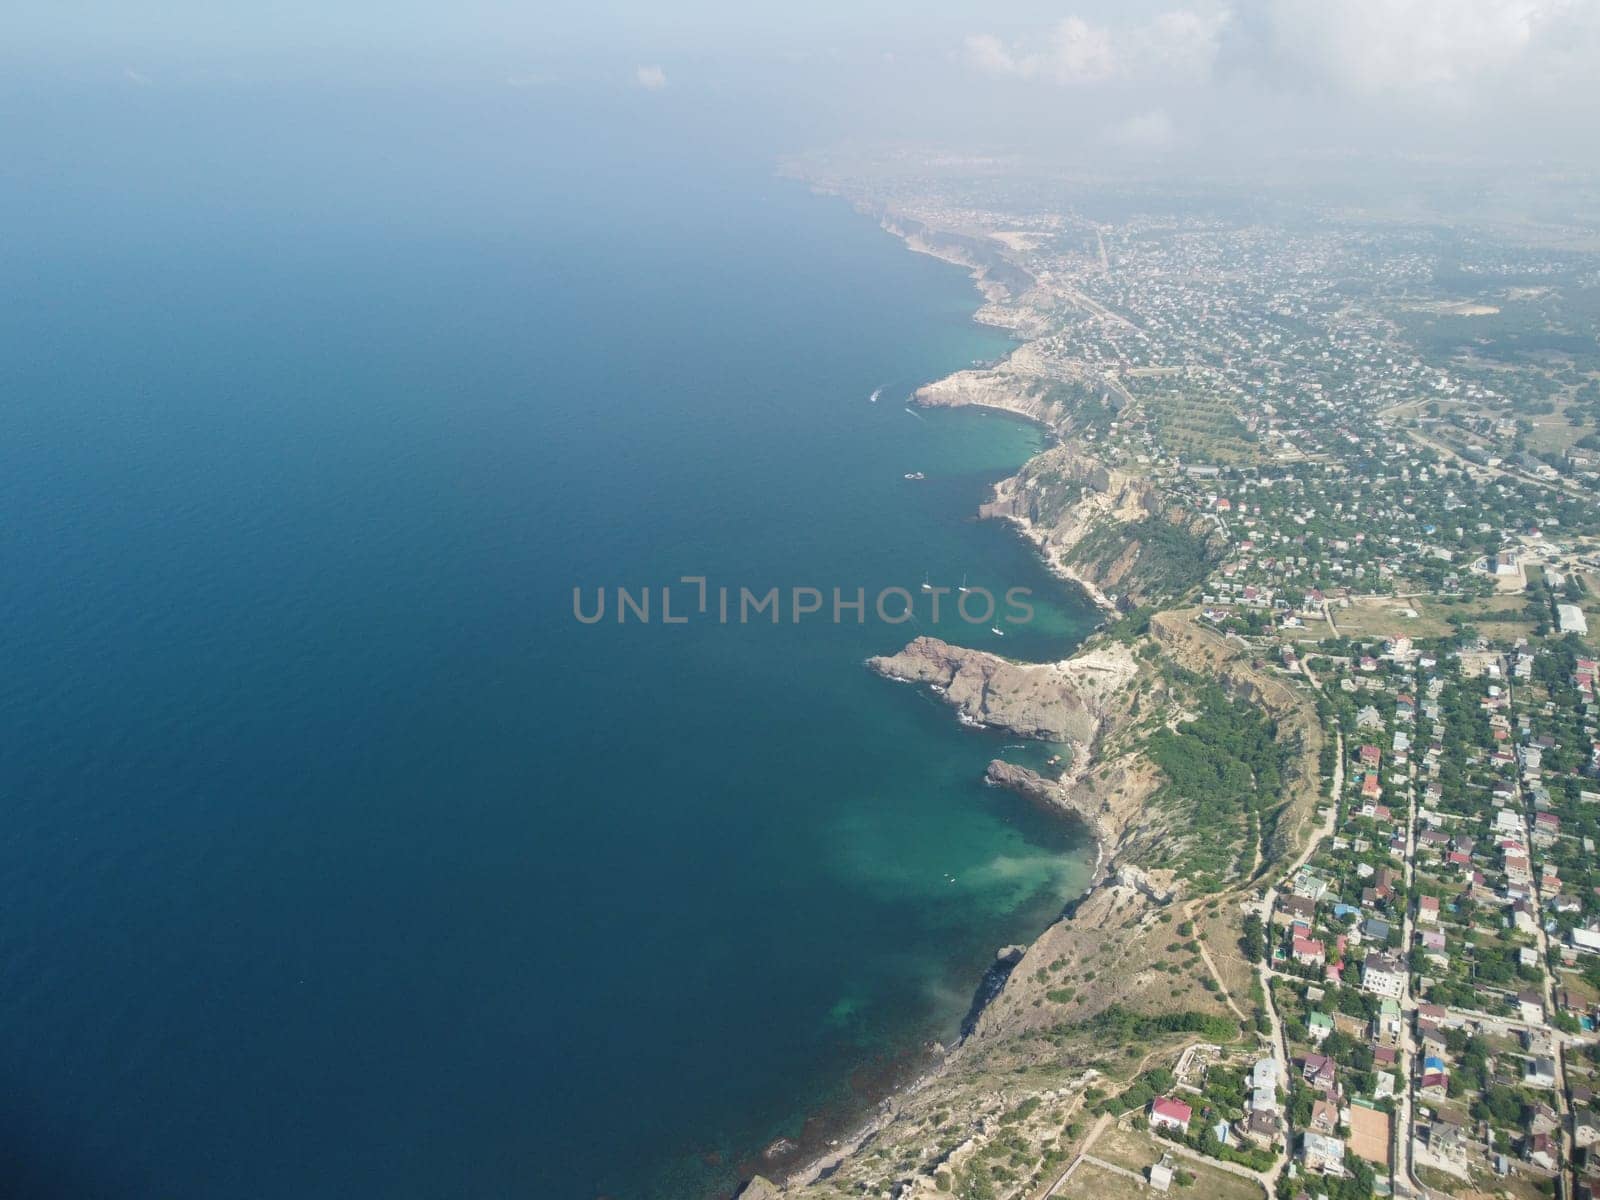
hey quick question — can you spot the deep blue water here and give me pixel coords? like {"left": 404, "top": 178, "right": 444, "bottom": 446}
{"left": 0, "top": 83, "right": 1097, "bottom": 1197}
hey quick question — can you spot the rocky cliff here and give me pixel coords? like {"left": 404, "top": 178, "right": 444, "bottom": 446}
{"left": 913, "top": 344, "right": 1113, "bottom": 428}
{"left": 980, "top": 444, "right": 1221, "bottom": 610}
{"left": 867, "top": 636, "right": 1138, "bottom": 747}
{"left": 879, "top": 215, "right": 1044, "bottom": 321}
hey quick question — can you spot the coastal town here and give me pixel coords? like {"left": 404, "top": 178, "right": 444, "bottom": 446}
{"left": 746, "top": 155, "right": 1600, "bottom": 1200}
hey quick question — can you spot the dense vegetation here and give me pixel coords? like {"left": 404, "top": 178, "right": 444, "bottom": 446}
{"left": 1066, "top": 514, "right": 1218, "bottom": 605}
{"left": 1084, "top": 1004, "right": 1241, "bottom": 1044}
{"left": 1144, "top": 682, "right": 1290, "bottom": 891}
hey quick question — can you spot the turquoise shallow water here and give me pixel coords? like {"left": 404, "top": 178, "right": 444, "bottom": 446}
{"left": 0, "top": 85, "right": 1098, "bottom": 1197}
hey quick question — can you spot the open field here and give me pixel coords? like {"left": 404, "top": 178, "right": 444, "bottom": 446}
{"left": 1090, "top": 1125, "right": 1164, "bottom": 1173}
{"left": 1413, "top": 594, "right": 1538, "bottom": 642}
{"left": 1316, "top": 592, "right": 1540, "bottom": 644}
{"left": 1522, "top": 395, "right": 1597, "bottom": 456}
{"left": 1418, "top": 1169, "right": 1562, "bottom": 1200}
{"left": 1069, "top": 1125, "right": 1266, "bottom": 1200}
{"left": 1054, "top": 1159, "right": 1149, "bottom": 1200}
{"left": 1331, "top": 596, "right": 1451, "bottom": 640}
{"left": 1195, "top": 902, "right": 1256, "bottom": 1007}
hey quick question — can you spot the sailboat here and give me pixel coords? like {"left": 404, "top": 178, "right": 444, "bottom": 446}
{"left": 957, "top": 573, "right": 969, "bottom": 593}
{"left": 920, "top": 572, "right": 933, "bottom": 592}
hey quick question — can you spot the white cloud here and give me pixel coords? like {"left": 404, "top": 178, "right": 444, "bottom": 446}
{"left": 1239, "top": 0, "right": 1556, "bottom": 95}
{"left": 1041, "top": 16, "right": 1120, "bottom": 83}
{"left": 1105, "top": 108, "right": 1178, "bottom": 151}
{"left": 1136, "top": 8, "right": 1231, "bottom": 81}
{"left": 967, "top": 0, "right": 1599, "bottom": 102}
{"left": 123, "top": 67, "right": 152, "bottom": 86}
{"left": 966, "top": 8, "right": 1223, "bottom": 85}
{"left": 634, "top": 64, "right": 668, "bottom": 90}
{"left": 964, "top": 33, "right": 1020, "bottom": 77}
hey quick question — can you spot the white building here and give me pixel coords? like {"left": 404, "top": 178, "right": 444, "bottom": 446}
{"left": 1361, "top": 953, "right": 1407, "bottom": 1000}
{"left": 1302, "top": 1131, "right": 1347, "bottom": 1175}
{"left": 1557, "top": 603, "right": 1588, "bottom": 635}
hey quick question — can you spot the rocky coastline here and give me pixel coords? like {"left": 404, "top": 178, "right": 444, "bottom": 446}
{"left": 733, "top": 204, "right": 1154, "bottom": 1200}
{"left": 730, "top": 194, "right": 1304, "bottom": 1200}
{"left": 866, "top": 635, "right": 1137, "bottom": 747}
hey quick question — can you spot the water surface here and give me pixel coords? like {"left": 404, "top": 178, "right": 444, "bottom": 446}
{"left": 0, "top": 83, "right": 1098, "bottom": 1198}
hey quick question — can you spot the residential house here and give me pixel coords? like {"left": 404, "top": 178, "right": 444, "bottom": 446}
{"left": 1361, "top": 952, "right": 1406, "bottom": 1000}
{"left": 1150, "top": 1096, "right": 1193, "bottom": 1135}
{"left": 1301, "top": 1131, "right": 1346, "bottom": 1175}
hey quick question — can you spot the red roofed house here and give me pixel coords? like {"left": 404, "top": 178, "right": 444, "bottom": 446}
{"left": 1150, "top": 1096, "right": 1193, "bottom": 1135}
{"left": 1293, "top": 937, "right": 1326, "bottom": 967}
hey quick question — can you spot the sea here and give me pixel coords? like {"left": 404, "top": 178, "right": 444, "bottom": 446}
{"left": 0, "top": 78, "right": 1099, "bottom": 1198}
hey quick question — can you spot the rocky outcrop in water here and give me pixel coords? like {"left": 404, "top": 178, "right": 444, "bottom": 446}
{"left": 867, "top": 637, "right": 1137, "bottom": 745}
{"left": 983, "top": 759, "right": 1065, "bottom": 807}
{"left": 735, "top": 1175, "right": 782, "bottom": 1200}
{"left": 983, "top": 759, "right": 1137, "bottom": 861}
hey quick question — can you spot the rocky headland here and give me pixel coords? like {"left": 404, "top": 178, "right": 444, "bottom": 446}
{"left": 866, "top": 635, "right": 1138, "bottom": 748}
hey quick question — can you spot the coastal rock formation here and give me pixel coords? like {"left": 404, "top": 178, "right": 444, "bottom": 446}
{"left": 760, "top": 182, "right": 1336, "bottom": 1200}
{"left": 868, "top": 637, "right": 1137, "bottom": 745}
{"left": 982, "top": 759, "right": 1102, "bottom": 842}
{"left": 983, "top": 759, "right": 1064, "bottom": 806}
{"left": 913, "top": 354, "right": 1220, "bottom": 611}
{"left": 775, "top": 616, "right": 1333, "bottom": 1199}
{"left": 981, "top": 444, "right": 1222, "bottom": 609}
{"left": 879, "top": 216, "right": 1036, "bottom": 308}
{"left": 913, "top": 345, "right": 1109, "bottom": 428}
{"left": 735, "top": 1176, "right": 782, "bottom": 1200}
{"left": 979, "top": 444, "right": 1156, "bottom": 531}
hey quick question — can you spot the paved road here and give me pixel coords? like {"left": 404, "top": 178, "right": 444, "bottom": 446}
{"left": 1393, "top": 658, "right": 1434, "bottom": 1200}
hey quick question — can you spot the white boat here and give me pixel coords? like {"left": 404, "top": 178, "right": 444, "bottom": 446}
{"left": 990, "top": 626, "right": 1005, "bottom": 637}
{"left": 957, "top": 573, "right": 968, "bottom": 593}
{"left": 903, "top": 471, "right": 925, "bottom": 481}
{"left": 869, "top": 387, "right": 882, "bottom": 403}
{"left": 920, "top": 572, "right": 932, "bottom": 592}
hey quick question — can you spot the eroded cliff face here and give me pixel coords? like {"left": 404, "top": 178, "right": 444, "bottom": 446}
{"left": 867, "top": 636, "right": 1139, "bottom": 746}
{"left": 980, "top": 444, "right": 1221, "bottom": 609}
{"left": 913, "top": 345, "right": 1104, "bottom": 426}
{"left": 980, "top": 443, "right": 1157, "bottom": 535}
{"left": 878, "top": 216, "right": 1049, "bottom": 333}
{"left": 912, "top": 342, "right": 1218, "bottom": 611}
{"left": 982, "top": 752, "right": 1162, "bottom": 872}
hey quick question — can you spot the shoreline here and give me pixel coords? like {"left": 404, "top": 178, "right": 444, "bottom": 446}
{"left": 865, "top": 202, "right": 1122, "bottom": 621}
{"left": 985, "top": 509, "right": 1121, "bottom": 618}
{"left": 747, "top": 193, "right": 1128, "bottom": 1200}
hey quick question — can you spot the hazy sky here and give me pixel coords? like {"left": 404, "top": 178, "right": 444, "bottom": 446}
{"left": 9, "top": 1, "right": 1600, "bottom": 168}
